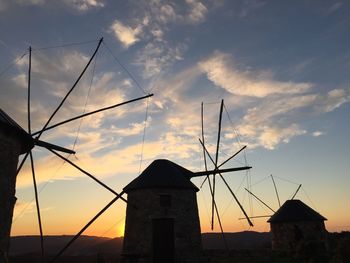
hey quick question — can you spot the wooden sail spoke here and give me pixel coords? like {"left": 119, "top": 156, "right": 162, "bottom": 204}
{"left": 219, "top": 173, "right": 254, "bottom": 227}
{"left": 50, "top": 194, "right": 123, "bottom": 263}
{"left": 238, "top": 215, "right": 272, "bottom": 220}
{"left": 34, "top": 139, "right": 75, "bottom": 154}
{"left": 245, "top": 188, "right": 275, "bottom": 213}
{"left": 217, "top": 145, "right": 247, "bottom": 169}
{"left": 27, "top": 46, "right": 32, "bottom": 134}
{"left": 48, "top": 149, "right": 128, "bottom": 204}
{"left": 16, "top": 152, "right": 29, "bottom": 175}
{"left": 291, "top": 184, "right": 302, "bottom": 200}
{"left": 29, "top": 151, "right": 44, "bottom": 258}
{"left": 37, "top": 38, "right": 103, "bottom": 139}
{"left": 271, "top": 175, "right": 281, "bottom": 208}
{"left": 31, "top": 94, "right": 153, "bottom": 136}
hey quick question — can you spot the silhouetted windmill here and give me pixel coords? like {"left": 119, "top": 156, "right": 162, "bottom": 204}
{"left": 119, "top": 100, "right": 253, "bottom": 262}
{"left": 198, "top": 99, "right": 253, "bottom": 248}
{"left": 0, "top": 38, "right": 153, "bottom": 262}
{"left": 243, "top": 175, "right": 327, "bottom": 253}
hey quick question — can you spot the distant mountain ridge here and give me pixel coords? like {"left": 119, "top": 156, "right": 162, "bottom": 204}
{"left": 10, "top": 231, "right": 271, "bottom": 256}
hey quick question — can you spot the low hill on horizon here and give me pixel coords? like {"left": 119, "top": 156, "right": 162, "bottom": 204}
{"left": 10, "top": 231, "right": 271, "bottom": 255}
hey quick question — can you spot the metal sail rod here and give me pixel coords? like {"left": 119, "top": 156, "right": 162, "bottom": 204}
{"left": 29, "top": 151, "right": 44, "bottom": 258}
{"left": 206, "top": 171, "right": 215, "bottom": 230}
{"left": 193, "top": 166, "right": 252, "bottom": 177}
{"left": 238, "top": 215, "right": 272, "bottom": 220}
{"left": 244, "top": 188, "right": 275, "bottom": 213}
{"left": 198, "top": 137, "right": 215, "bottom": 188}
{"left": 200, "top": 102, "right": 210, "bottom": 188}
{"left": 27, "top": 46, "right": 32, "bottom": 134}
{"left": 270, "top": 174, "right": 281, "bottom": 208}
{"left": 48, "top": 149, "right": 128, "bottom": 204}
{"left": 34, "top": 139, "right": 76, "bottom": 154}
{"left": 211, "top": 174, "right": 215, "bottom": 230}
{"left": 201, "top": 102, "right": 208, "bottom": 171}
{"left": 16, "top": 152, "right": 29, "bottom": 175}
{"left": 218, "top": 146, "right": 247, "bottom": 169}
{"left": 213, "top": 192, "right": 229, "bottom": 250}
{"left": 291, "top": 184, "right": 302, "bottom": 200}
{"left": 49, "top": 193, "right": 123, "bottom": 263}
{"left": 200, "top": 176, "right": 208, "bottom": 189}
{"left": 31, "top": 93, "right": 153, "bottom": 136}
{"left": 215, "top": 99, "right": 224, "bottom": 166}
{"left": 37, "top": 37, "right": 103, "bottom": 139}
{"left": 212, "top": 99, "right": 224, "bottom": 231}
{"left": 199, "top": 138, "right": 215, "bottom": 165}
{"left": 219, "top": 173, "right": 254, "bottom": 226}
{"left": 196, "top": 139, "right": 251, "bottom": 177}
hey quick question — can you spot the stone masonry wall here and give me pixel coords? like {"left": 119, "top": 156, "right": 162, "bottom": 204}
{"left": 270, "top": 221, "right": 327, "bottom": 252}
{"left": 0, "top": 129, "right": 21, "bottom": 263}
{"left": 121, "top": 188, "right": 202, "bottom": 263}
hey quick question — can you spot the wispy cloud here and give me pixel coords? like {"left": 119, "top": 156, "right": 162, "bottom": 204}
{"left": 317, "top": 88, "right": 350, "bottom": 113}
{"left": 0, "top": 0, "right": 105, "bottom": 12}
{"left": 63, "top": 0, "right": 104, "bottom": 11}
{"left": 135, "top": 41, "right": 187, "bottom": 78}
{"left": 185, "top": 0, "right": 208, "bottom": 24}
{"left": 109, "top": 0, "right": 209, "bottom": 78}
{"left": 14, "top": 0, "right": 46, "bottom": 5}
{"left": 199, "top": 51, "right": 312, "bottom": 97}
{"left": 109, "top": 20, "right": 143, "bottom": 48}
{"left": 312, "top": 131, "right": 324, "bottom": 137}
{"left": 239, "top": 0, "right": 266, "bottom": 18}
{"left": 328, "top": 1, "right": 343, "bottom": 13}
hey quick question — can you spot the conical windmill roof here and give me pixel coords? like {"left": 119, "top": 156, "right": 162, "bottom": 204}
{"left": 267, "top": 199, "right": 327, "bottom": 223}
{"left": 0, "top": 108, "right": 33, "bottom": 153}
{"left": 124, "top": 159, "right": 199, "bottom": 192}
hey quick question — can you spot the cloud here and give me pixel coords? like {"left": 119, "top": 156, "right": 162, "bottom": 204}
{"left": 186, "top": 0, "right": 208, "bottom": 24}
{"left": 312, "top": 131, "right": 324, "bottom": 137}
{"left": 0, "top": 0, "right": 45, "bottom": 11}
{"left": 135, "top": 41, "right": 187, "bottom": 78}
{"left": 15, "top": 0, "right": 46, "bottom": 4}
{"left": 110, "top": 20, "right": 143, "bottom": 48}
{"left": 108, "top": 0, "right": 209, "bottom": 77}
{"left": 239, "top": 0, "right": 266, "bottom": 18}
{"left": 318, "top": 89, "right": 350, "bottom": 113}
{"left": 257, "top": 124, "right": 306, "bottom": 150}
{"left": 157, "top": 3, "right": 177, "bottom": 23}
{"left": 63, "top": 0, "right": 104, "bottom": 11}
{"left": 328, "top": 2, "right": 343, "bottom": 13}
{"left": 199, "top": 51, "right": 313, "bottom": 97}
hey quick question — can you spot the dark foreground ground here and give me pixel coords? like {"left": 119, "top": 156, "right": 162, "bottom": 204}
{"left": 9, "top": 231, "right": 350, "bottom": 263}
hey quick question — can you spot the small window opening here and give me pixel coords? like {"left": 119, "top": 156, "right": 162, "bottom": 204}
{"left": 160, "top": 194, "right": 172, "bottom": 207}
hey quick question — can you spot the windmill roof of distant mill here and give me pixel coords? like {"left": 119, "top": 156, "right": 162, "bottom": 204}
{"left": 267, "top": 199, "right": 327, "bottom": 223}
{"left": 123, "top": 159, "right": 199, "bottom": 192}
{"left": 0, "top": 108, "right": 34, "bottom": 153}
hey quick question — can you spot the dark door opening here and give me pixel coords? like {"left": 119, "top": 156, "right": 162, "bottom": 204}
{"left": 152, "top": 218, "right": 174, "bottom": 263}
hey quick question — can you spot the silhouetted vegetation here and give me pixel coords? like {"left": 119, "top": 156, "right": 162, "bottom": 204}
{"left": 8, "top": 231, "right": 350, "bottom": 263}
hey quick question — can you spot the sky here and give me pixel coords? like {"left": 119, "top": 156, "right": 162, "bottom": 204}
{"left": 0, "top": 0, "right": 349, "bottom": 239}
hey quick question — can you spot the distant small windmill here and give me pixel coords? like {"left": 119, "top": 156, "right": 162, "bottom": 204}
{"left": 243, "top": 175, "right": 327, "bottom": 252}
{"left": 0, "top": 37, "right": 153, "bottom": 262}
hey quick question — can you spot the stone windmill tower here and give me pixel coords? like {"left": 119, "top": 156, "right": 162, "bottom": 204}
{"left": 121, "top": 159, "right": 202, "bottom": 263}
{"left": 268, "top": 199, "right": 328, "bottom": 252}
{"left": 121, "top": 100, "right": 253, "bottom": 263}
{"left": 0, "top": 109, "right": 34, "bottom": 261}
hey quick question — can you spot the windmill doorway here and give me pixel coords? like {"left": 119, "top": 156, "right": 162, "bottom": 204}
{"left": 152, "top": 218, "right": 174, "bottom": 263}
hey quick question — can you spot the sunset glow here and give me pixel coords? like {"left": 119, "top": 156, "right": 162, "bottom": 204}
{"left": 0, "top": 0, "right": 349, "bottom": 241}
